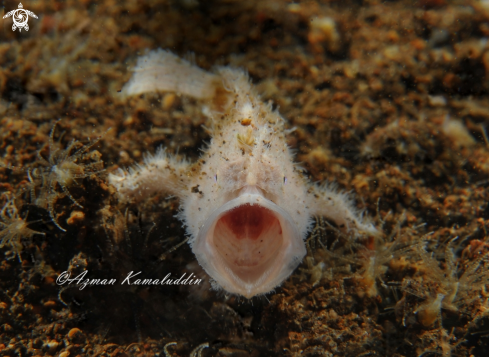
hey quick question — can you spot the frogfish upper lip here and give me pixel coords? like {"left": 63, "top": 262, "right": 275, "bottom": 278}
{"left": 192, "top": 185, "right": 306, "bottom": 298}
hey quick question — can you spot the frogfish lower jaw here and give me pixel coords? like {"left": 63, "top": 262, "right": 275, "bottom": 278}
{"left": 193, "top": 185, "right": 306, "bottom": 298}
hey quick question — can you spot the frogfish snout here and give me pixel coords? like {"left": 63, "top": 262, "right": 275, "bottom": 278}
{"left": 193, "top": 185, "right": 306, "bottom": 298}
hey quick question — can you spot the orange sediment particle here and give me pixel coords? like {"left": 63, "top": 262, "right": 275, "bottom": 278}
{"left": 416, "top": 293, "right": 444, "bottom": 327}
{"left": 66, "top": 211, "right": 85, "bottom": 225}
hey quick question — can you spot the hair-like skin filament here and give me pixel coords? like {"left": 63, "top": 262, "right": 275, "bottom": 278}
{"left": 109, "top": 49, "right": 377, "bottom": 297}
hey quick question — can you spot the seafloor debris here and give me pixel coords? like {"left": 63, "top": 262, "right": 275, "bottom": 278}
{"left": 308, "top": 16, "right": 341, "bottom": 53}
{"left": 26, "top": 121, "right": 106, "bottom": 231}
{"left": 0, "top": 0, "right": 489, "bottom": 356}
{"left": 0, "top": 194, "right": 44, "bottom": 262}
{"left": 400, "top": 241, "right": 489, "bottom": 328}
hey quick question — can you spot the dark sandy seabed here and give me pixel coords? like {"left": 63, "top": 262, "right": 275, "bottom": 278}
{"left": 1, "top": 0, "right": 489, "bottom": 356}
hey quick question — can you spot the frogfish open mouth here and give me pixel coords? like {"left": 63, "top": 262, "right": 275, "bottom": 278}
{"left": 194, "top": 185, "right": 304, "bottom": 297}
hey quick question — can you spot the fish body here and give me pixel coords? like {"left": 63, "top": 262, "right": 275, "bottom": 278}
{"left": 110, "top": 50, "right": 376, "bottom": 297}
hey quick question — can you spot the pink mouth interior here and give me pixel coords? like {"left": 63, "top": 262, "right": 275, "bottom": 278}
{"left": 213, "top": 204, "right": 283, "bottom": 283}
